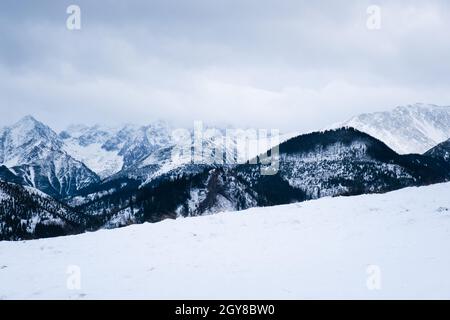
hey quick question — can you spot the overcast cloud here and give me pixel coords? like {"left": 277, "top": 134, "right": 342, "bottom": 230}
{"left": 1, "top": 0, "right": 450, "bottom": 131}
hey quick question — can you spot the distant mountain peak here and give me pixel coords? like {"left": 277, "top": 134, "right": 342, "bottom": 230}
{"left": 18, "top": 114, "right": 38, "bottom": 122}
{"left": 332, "top": 103, "right": 450, "bottom": 154}
{"left": 0, "top": 116, "right": 100, "bottom": 197}
{"left": 12, "top": 115, "right": 47, "bottom": 130}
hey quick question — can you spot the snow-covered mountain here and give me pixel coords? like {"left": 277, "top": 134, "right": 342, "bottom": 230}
{"left": 2, "top": 182, "right": 450, "bottom": 299}
{"left": 0, "top": 116, "right": 99, "bottom": 198}
{"left": 0, "top": 115, "right": 62, "bottom": 167}
{"left": 425, "top": 138, "right": 450, "bottom": 162}
{"left": 235, "top": 128, "right": 450, "bottom": 199}
{"left": 332, "top": 103, "right": 450, "bottom": 154}
{"left": 69, "top": 128, "right": 450, "bottom": 231}
{"left": 0, "top": 116, "right": 294, "bottom": 200}
{"left": 2, "top": 109, "right": 450, "bottom": 240}
{"left": 60, "top": 122, "right": 173, "bottom": 179}
{"left": 86, "top": 123, "right": 295, "bottom": 186}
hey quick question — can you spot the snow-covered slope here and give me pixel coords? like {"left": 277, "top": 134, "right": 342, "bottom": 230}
{"left": 60, "top": 122, "right": 172, "bottom": 178}
{"left": 425, "top": 138, "right": 450, "bottom": 162}
{"left": 332, "top": 103, "right": 450, "bottom": 154}
{"left": 1, "top": 182, "right": 450, "bottom": 299}
{"left": 61, "top": 125, "right": 124, "bottom": 179}
{"left": 0, "top": 180, "right": 88, "bottom": 240}
{"left": 62, "top": 142, "right": 123, "bottom": 180}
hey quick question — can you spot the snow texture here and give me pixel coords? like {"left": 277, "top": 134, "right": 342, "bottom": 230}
{"left": 1, "top": 182, "right": 450, "bottom": 299}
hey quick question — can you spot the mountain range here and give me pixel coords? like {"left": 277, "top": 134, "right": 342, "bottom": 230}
{"left": 1, "top": 103, "right": 450, "bottom": 240}
{"left": 425, "top": 138, "right": 450, "bottom": 162}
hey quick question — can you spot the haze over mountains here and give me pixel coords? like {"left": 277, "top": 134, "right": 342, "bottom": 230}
{"left": 1, "top": 103, "right": 450, "bottom": 240}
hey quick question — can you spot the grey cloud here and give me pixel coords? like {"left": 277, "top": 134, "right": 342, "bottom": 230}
{"left": 0, "top": 0, "right": 450, "bottom": 132}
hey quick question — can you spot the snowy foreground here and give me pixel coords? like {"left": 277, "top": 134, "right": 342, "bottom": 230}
{"left": 1, "top": 183, "right": 450, "bottom": 299}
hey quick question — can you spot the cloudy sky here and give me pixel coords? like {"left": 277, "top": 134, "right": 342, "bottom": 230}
{"left": 1, "top": 0, "right": 450, "bottom": 132}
